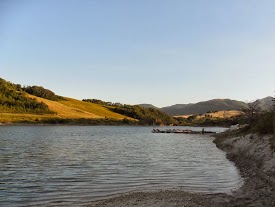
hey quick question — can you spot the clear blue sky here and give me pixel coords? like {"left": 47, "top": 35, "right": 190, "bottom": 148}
{"left": 1, "top": 0, "right": 274, "bottom": 107}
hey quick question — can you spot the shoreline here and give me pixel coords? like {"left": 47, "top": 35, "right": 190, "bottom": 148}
{"left": 87, "top": 133, "right": 275, "bottom": 207}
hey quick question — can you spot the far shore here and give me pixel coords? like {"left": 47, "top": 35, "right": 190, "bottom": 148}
{"left": 0, "top": 121, "right": 231, "bottom": 127}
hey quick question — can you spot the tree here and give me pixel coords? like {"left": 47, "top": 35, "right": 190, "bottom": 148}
{"left": 23, "top": 86, "right": 61, "bottom": 101}
{"left": 273, "top": 93, "right": 275, "bottom": 145}
{"left": 272, "top": 94, "right": 275, "bottom": 111}
{"left": 242, "top": 100, "right": 261, "bottom": 124}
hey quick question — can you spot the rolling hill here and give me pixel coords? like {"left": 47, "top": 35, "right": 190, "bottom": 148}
{"left": 160, "top": 97, "right": 273, "bottom": 116}
{"left": 0, "top": 77, "right": 176, "bottom": 125}
{"left": 257, "top": 96, "right": 273, "bottom": 111}
{"left": 0, "top": 77, "right": 131, "bottom": 123}
{"left": 160, "top": 99, "right": 248, "bottom": 116}
{"left": 1, "top": 77, "right": 272, "bottom": 124}
{"left": 0, "top": 78, "right": 53, "bottom": 115}
{"left": 29, "top": 95, "right": 128, "bottom": 119}
{"left": 138, "top": 104, "right": 158, "bottom": 109}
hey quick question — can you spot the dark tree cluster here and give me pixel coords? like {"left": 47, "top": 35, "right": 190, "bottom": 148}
{"left": 82, "top": 99, "right": 123, "bottom": 106}
{"left": 22, "top": 85, "right": 62, "bottom": 101}
{"left": 83, "top": 98, "right": 177, "bottom": 125}
{"left": 0, "top": 78, "right": 53, "bottom": 114}
{"left": 111, "top": 105, "right": 177, "bottom": 125}
{"left": 82, "top": 99, "right": 106, "bottom": 105}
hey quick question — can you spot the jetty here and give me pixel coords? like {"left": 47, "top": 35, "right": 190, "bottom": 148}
{"left": 152, "top": 128, "right": 216, "bottom": 134}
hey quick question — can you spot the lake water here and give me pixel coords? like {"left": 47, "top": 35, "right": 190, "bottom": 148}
{"left": 0, "top": 126, "right": 242, "bottom": 206}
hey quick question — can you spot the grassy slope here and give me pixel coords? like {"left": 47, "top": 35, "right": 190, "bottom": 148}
{"left": 197, "top": 110, "right": 243, "bottom": 119}
{"left": 174, "top": 110, "right": 243, "bottom": 119}
{"left": 30, "top": 95, "right": 129, "bottom": 119}
{"left": 0, "top": 95, "right": 131, "bottom": 123}
{"left": 59, "top": 98, "right": 128, "bottom": 119}
{"left": 0, "top": 113, "right": 56, "bottom": 123}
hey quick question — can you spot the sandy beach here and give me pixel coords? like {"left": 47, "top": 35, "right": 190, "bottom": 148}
{"left": 88, "top": 133, "right": 275, "bottom": 207}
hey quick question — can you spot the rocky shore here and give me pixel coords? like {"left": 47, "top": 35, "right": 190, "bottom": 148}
{"left": 88, "top": 133, "right": 275, "bottom": 207}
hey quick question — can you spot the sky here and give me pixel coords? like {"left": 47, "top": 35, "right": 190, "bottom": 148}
{"left": 0, "top": 0, "right": 274, "bottom": 107}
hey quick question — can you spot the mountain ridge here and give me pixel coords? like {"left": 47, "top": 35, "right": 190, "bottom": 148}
{"left": 160, "top": 99, "right": 248, "bottom": 116}
{"left": 141, "top": 97, "right": 273, "bottom": 116}
{"left": 1, "top": 77, "right": 273, "bottom": 124}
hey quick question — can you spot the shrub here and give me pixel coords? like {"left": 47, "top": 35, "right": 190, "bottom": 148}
{"left": 251, "top": 112, "right": 274, "bottom": 134}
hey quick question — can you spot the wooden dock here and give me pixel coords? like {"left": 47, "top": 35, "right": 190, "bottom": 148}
{"left": 152, "top": 128, "right": 216, "bottom": 134}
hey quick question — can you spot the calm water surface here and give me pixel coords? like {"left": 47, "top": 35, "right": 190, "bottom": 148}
{"left": 0, "top": 126, "right": 242, "bottom": 206}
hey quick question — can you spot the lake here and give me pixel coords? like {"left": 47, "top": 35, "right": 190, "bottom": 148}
{"left": 0, "top": 126, "right": 243, "bottom": 206}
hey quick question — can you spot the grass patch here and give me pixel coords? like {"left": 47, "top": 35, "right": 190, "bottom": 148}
{"left": 0, "top": 113, "right": 57, "bottom": 123}
{"left": 27, "top": 95, "right": 130, "bottom": 120}
{"left": 59, "top": 98, "right": 129, "bottom": 119}
{"left": 6, "top": 117, "right": 138, "bottom": 126}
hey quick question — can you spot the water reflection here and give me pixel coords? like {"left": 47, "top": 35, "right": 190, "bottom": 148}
{"left": 0, "top": 126, "right": 242, "bottom": 207}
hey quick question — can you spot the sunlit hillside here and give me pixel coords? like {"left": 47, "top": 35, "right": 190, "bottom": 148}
{"left": 29, "top": 95, "right": 129, "bottom": 119}
{"left": 0, "top": 76, "right": 132, "bottom": 123}
{"left": 0, "top": 113, "right": 56, "bottom": 123}
{"left": 0, "top": 94, "right": 131, "bottom": 123}
{"left": 0, "top": 77, "right": 175, "bottom": 124}
{"left": 198, "top": 110, "right": 244, "bottom": 119}
{"left": 174, "top": 110, "right": 243, "bottom": 119}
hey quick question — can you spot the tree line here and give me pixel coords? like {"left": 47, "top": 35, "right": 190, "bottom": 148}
{"left": 111, "top": 105, "right": 178, "bottom": 125}
{"left": 22, "top": 85, "right": 63, "bottom": 101}
{"left": 0, "top": 78, "right": 54, "bottom": 114}
{"left": 82, "top": 99, "right": 123, "bottom": 106}
{"left": 83, "top": 98, "right": 178, "bottom": 125}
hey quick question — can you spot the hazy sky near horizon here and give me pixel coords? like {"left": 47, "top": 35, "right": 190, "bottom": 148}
{"left": 1, "top": 0, "right": 274, "bottom": 107}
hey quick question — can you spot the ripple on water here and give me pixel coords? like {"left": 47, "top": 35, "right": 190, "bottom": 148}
{"left": 0, "top": 126, "right": 242, "bottom": 207}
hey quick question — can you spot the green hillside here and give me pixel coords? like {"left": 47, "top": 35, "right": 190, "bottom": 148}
{"left": 83, "top": 99, "right": 177, "bottom": 125}
{"left": 30, "top": 95, "right": 128, "bottom": 119}
{"left": 112, "top": 105, "right": 178, "bottom": 125}
{"left": 0, "top": 77, "right": 132, "bottom": 124}
{"left": 0, "top": 78, "right": 53, "bottom": 114}
{"left": 1, "top": 77, "right": 176, "bottom": 125}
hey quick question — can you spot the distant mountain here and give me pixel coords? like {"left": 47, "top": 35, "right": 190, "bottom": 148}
{"left": 138, "top": 104, "right": 158, "bottom": 109}
{"left": 160, "top": 99, "right": 248, "bottom": 116}
{"left": 257, "top": 96, "right": 273, "bottom": 111}
{"left": 160, "top": 104, "right": 192, "bottom": 115}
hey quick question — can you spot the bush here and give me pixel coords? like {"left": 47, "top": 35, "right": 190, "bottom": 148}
{"left": 251, "top": 112, "right": 274, "bottom": 134}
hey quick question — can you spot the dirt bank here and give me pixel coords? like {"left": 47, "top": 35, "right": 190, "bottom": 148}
{"left": 214, "top": 133, "right": 275, "bottom": 206}
{"left": 88, "top": 133, "right": 275, "bottom": 207}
